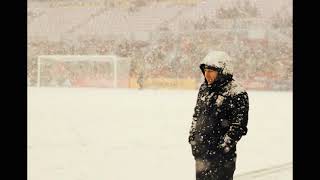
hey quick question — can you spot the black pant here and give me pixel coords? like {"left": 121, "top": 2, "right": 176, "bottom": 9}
{"left": 195, "top": 156, "right": 236, "bottom": 180}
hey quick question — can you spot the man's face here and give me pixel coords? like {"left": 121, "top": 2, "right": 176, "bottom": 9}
{"left": 204, "top": 68, "right": 218, "bottom": 84}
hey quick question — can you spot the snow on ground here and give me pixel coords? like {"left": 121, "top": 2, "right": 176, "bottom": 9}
{"left": 28, "top": 87, "right": 292, "bottom": 180}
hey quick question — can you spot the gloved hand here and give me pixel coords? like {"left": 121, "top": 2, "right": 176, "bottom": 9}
{"left": 188, "top": 133, "right": 197, "bottom": 145}
{"left": 218, "top": 135, "right": 236, "bottom": 153}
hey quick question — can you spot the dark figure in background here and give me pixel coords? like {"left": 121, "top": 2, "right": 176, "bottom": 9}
{"left": 188, "top": 51, "right": 249, "bottom": 180}
{"left": 137, "top": 71, "right": 145, "bottom": 90}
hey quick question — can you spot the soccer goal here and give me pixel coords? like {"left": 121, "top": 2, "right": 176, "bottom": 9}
{"left": 36, "top": 55, "right": 131, "bottom": 88}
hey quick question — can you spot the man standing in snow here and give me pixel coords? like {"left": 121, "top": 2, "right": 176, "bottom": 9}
{"left": 188, "top": 51, "right": 249, "bottom": 180}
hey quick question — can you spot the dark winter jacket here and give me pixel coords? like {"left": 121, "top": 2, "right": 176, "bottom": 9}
{"left": 188, "top": 51, "right": 249, "bottom": 160}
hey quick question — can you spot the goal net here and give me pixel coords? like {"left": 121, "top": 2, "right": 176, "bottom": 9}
{"left": 36, "top": 55, "right": 131, "bottom": 88}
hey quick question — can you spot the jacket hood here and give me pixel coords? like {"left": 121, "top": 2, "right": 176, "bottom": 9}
{"left": 200, "top": 51, "right": 234, "bottom": 86}
{"left": 200, "top": 51, "right": 233, "bottom": 76}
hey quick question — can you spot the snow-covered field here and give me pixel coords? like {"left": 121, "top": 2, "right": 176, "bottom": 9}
{"left": 27, "top": 87, "right": 292, "bottom": 180}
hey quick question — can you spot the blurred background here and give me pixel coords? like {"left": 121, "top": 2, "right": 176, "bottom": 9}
{"left": 28, "top": 0, "right": 292, "bottom": 90}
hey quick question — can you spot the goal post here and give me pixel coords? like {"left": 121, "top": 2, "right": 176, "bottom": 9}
{"left": 36, "top": 55, "right": 130, "bottom": 88}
